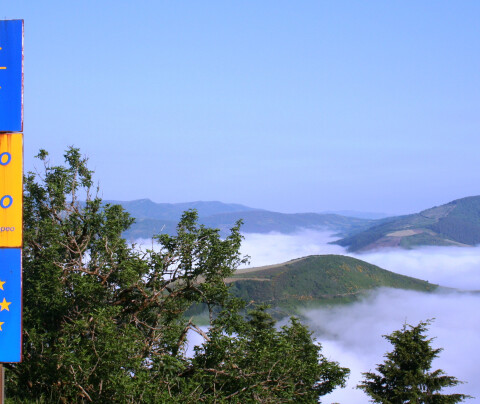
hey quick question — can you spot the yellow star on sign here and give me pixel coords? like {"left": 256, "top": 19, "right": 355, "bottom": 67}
{"left": 0, "top": 322, "right": 4, "bottom": 331}
{"left": 0, "top": 280, "right": 5, "bottom": 290}
{"left": 0, "top": 298, "right": 11, "bottom": 311}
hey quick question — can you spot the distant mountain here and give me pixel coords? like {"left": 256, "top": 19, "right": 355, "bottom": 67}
{"left": 334, "top": 196, "right": 480, "bottom": 252}
{"left": 200, "top": 211, "right": 373, "bottom": 235}
{"left": 111, "top": 199, "right": 375, "bottom": 240}
{"left": 321, "top": 210, "right": 391, "bottom": 220}
{"left": 104, "top": 199, "right": 260, "bottom": 222}
{"left": 120, "top": 218, "right": 179, "bottom": 240}
{"left": 226, "top": 255, "right": 436, "bottom": 313}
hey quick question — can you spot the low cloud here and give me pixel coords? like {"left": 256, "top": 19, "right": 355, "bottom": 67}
{"left": 354, "top": 246, "right": 480, "bottom": 290}
{"left": 240, "top": 230, "right": 344, "bottom": 268}
{"left": 137, "top": 230, "right": 480, "bottom": 402}
{"left": 239, "top": 230, "right": 480, "bottom": 403}
{"left": 306, "top": 289, "right": 480, "bottom": 403}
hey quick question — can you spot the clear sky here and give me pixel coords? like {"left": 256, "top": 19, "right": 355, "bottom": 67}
{"left": 3, "top": 1, "right": 480, "bottom": 214}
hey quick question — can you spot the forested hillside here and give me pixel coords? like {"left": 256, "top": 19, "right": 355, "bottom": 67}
{"left": 334, "top": 196, "right": 480, "bottom": 251}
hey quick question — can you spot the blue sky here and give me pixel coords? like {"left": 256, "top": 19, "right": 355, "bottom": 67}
{"left": 4, "top": 1, "right": 480, "bottom": 214}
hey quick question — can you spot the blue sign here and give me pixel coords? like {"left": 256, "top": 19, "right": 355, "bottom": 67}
{"left": 0, "top": 20, "right": 23, "bottom": 132}
{"left": 0, "top": 248, "right": 21, "bottom": 362}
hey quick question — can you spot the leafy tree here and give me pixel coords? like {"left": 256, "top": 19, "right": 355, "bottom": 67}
{"left": 190, "top": 306, "right": 349, "bottom": 403}
{"left": 358, "top": 320, "right": 471, "bottom": 403}
{"left": 5, "top": 147, "right": 349, "bottom": 403}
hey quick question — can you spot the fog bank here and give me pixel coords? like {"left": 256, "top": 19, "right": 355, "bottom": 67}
{"left": 307, "top": 288, "right": 480, "bottom": 403}
{"left": 138, "top": 230, "right": 480, "bottom": 402}
{"left": 240, "top": 230, "right": 344, "bottom": 268}
{"left": 355, "top": 246, "right": 480, "bottom": 290}
{"left": 240, "top": 230, "right": 480, "bottom": 402}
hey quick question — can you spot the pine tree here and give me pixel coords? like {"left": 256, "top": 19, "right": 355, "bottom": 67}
{"left": 358, "top": 320, "right": 471, "bottom": 403}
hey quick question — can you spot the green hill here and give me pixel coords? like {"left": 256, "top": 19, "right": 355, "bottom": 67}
{"left": 226, "top": 255, "right": 436, "bottom": 312}
{"left": 334, "top": 196, "right": 480, "bottom": 252}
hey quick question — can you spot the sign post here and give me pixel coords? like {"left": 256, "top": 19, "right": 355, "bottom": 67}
{"left": 0, "top": 19, "right": 24, "bottom": 403}
{"left": 0, "top": 20, "right": 23, "bottom": 132}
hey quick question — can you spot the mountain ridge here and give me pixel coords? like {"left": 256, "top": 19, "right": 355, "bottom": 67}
{"left": 109, "top": 199, "right": 375, "bottom": 240}
{"left": 103, "top": 199, "right": 261, "bottom": 221}
{"left": 105, "top": 196, "right": 480, "bottom": 251}
{"left": 334, "top": 195, "right": 480, "bottom": 252}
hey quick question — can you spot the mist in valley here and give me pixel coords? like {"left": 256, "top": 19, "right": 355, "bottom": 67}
{"left": 240, "top": 230, "right": 480, "bottom": 403}
{"left": 239, "top": 230, "right": 345, "bottom": 268}
{"left": 140, "top": 230, "right": 480, "bottom": 402}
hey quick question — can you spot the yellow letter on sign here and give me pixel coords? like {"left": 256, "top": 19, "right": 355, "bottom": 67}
{"left": 0, "top": 133, "right": 22, "bottom": 247}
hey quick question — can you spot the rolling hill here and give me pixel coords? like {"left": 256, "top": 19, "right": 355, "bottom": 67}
{"left": 111, "top": 199, "right": 375, "bottom": 240}
{"left": 107, "top": 196, "right": 480, "bottom": 251}
{"left": 334, "top": 196, "right": 480, "bottom": 252}
{"left": 226, "top": 255, "right": 436, "bottom": 311}
{"left": 200, "top": 211, "right": 373, "bottom": 235}
{"left": 103, "top": 199, "right": 261, "bottom": 221}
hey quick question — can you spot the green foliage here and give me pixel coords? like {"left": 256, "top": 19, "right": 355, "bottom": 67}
{"left": 6, "top": 147, "right": 349, "bottom": 403}
{"left": 191, "top": 307, "right": 349, "bottom": 403}
{"left": 358, "top": 320, "right": 471, "bottom": 403}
